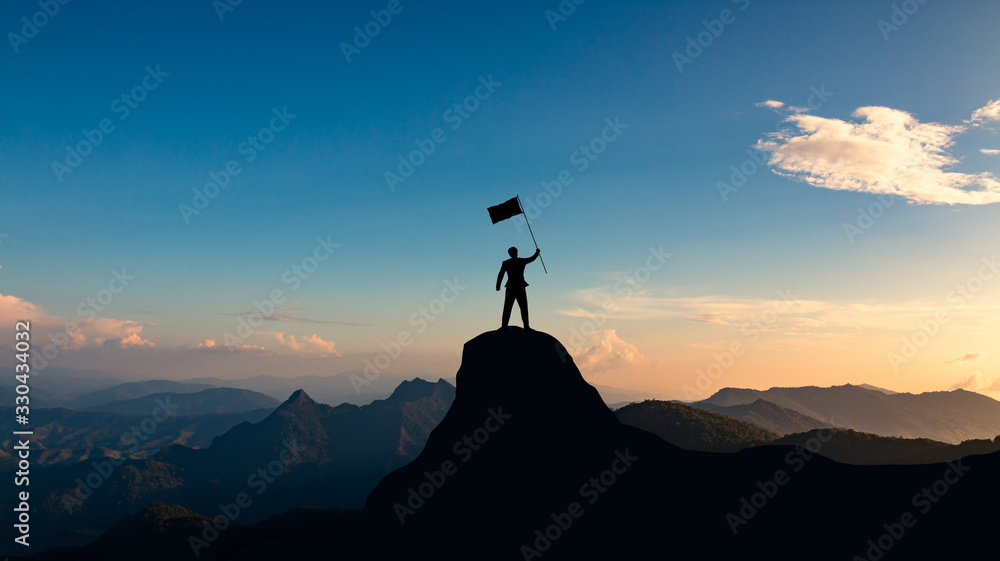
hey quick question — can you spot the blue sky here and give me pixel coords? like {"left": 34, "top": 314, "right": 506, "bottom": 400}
{"left": 2, "top": 0, "right": 1000, "bottom": 398}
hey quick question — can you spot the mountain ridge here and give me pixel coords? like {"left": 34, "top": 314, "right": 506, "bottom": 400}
{"left": 1, "top": 378, "right": 455, "bottom": 554}
{"left": 699, "top": 383, "right": 1000, "bottom": 443}
{"left": 689, "top": 398, "right": 832, "bottom": 436}
{"left": 68, "top": 380, "right": 216, "bottom": 410}
{"left": 83, "top": 387, "right": 280, "bottom": 416}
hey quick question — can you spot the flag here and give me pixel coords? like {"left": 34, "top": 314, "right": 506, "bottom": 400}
{"left": 487, "top": 197, "right": 522, "bottom": 224}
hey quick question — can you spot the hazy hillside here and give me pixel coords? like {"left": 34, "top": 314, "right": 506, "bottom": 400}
{"left": 615, "top": 399, "right": 777, "bottom": 452}
{"left": 84, "top": 387, "right": 280, "bottom": 416}
{"left": 691, "top": 398, "right": 831, "bottom": 435}
{"left": 858, "top": 383, "right": 897, "bottom": 394}
{"left": 593, "top": 384, "right": 661, "bottom": 406}
{"left": 180, "top": 372, "right": 427, "bottom": 405}
{"left": 0, "top": 406, "right": 273, "bottom": 467}
{"left": 770, "top": 428, "right": 1000, "bottom": 465}
{"left": 702, "top": 384, "right": 1000, "bottom": 443}
{"left": 68, "top": 380, "right": 215, "bottom": 409}
{"left": 5, "top": 378, "right": 455, "bottom": 553}
{"left": 0, "top": 367, "right": 125, "bottom": 408}
{"left": 612, "top": 399, "right": 998, "bottom": 465}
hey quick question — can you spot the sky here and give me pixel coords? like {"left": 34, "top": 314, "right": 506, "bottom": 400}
{"left": 2, "top": 0, "right": 999, "bottom": 400}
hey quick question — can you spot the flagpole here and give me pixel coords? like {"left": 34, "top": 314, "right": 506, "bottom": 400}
{"left": 516, "top": 194, "right": 546, "bottom": 274}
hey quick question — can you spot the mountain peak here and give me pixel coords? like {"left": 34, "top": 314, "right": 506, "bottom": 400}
{"left": 857, "top": 383, "right": 898, "bottom": 395}
{"left": 275, "top": 389, "right": 318, "bottom": 413}
{"left": 453, "top": 326, "right": 605, "bottom": 409}
{"left": 365, "top": 327, "right": 674, "bottom": 557}
{"left": 385, "top": 377, "right": 443, "bottom": 404}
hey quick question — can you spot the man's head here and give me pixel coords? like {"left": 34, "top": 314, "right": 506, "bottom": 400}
{"left": 508, "top": 247, "right": 517, "bottom": 258}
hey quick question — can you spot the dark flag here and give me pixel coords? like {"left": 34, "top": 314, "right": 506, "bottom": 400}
{"left": 487, "top": 195, "right": 547, "bottom": 274}
{"left": 487, "top": 197, "right": 523, "bottom": 224}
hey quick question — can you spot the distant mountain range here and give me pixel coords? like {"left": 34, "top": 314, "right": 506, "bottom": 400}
{"left": 857, "top": 383, "right": 897, "bottom": 394}
{"left": 614, "top": 400, "right": 776, "bottom": 452}
{"left": 590, "top": 384, "right": 661, "bottom": 406}
{"left": 0, "top": 367, "right": 125, "bottom": 408}
{"left": 695, "top": 383, "right": 1000, "bottom": 443}
{"left": 613, "top": 399, "right": 1000, "bottom": 465}
{"left": 0, "top": 387, "right": 279, "bottom": 469}
{"left": 770, "top": 428, "right": 1000, "bottom": 465}
{"left": 0, "top": 406, "right": 273, "bottom": 467}
{"left": 0, "top": 367, "right": 439, "bottom": 409}
{"left": 180, "top": 372, "right": 437, "bottom": 406}
{"left": 66, "top": 380, "right": 216, "bottom": 409}
{"left": 83, "top": 387, "right": 279, "bottom": 416}
{"left": 690, "top": 398, "right": 832, "bottom": 436}
{"left": 0, "top": 378, "right": 455, "bottom": 554}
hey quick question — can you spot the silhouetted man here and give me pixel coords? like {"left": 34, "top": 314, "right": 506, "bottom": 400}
{"left": 496, "top": 246, "right": 540, "bottom": 332}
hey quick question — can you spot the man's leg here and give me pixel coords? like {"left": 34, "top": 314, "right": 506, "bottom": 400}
{"left": 516, "top": 289, "right": 530, "bottom": 330}
{"left": 501, "top": 289, "right": 515, "bottom": 330}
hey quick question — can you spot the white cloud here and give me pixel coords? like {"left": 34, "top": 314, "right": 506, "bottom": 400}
{"left": 118, "top": 332, "right": 156, "bottom": 348}
{"left": 304, "top": 333, "right": 339, "bottom": 355}
{"left": 756, "top": 104, "right": 1000, "bottom": 205}
{"left": 263, "top": 331, "right": 340, "bottom": 356}
{"left": 969, "top": 98, "right": 1000, "bottom": 125}
{"left": 981, "top": 149, "right": 1000, "bottom": 155}
{"left": 950, "top": 371, "right": 1000, "bottom": 392}
{"left": 756, "top": 100, "right": 785, "bottom": 109}
{"left": 0, "top": 293, "right": 52, "bottom": 325}
{"left": 570, "top": 329, "right": 645, "bottom": 377}
{"left": 0, "top": 293, "right": 155, "bottom": 351}
{"left": 757, "top": 100, "right": 810, "bottom": 114}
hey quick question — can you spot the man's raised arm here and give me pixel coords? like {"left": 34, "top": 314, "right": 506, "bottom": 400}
{"left": 496, "top": 262, "right": 506, "bottom": 291}
{"left": 525, "top": 248, "right": 540, "bottom": 263}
